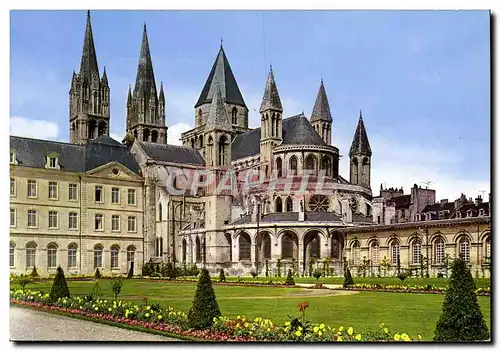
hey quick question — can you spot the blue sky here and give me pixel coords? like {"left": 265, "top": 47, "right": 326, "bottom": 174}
{"left": 9, "top": 10, "right": 490, "bottom": 201}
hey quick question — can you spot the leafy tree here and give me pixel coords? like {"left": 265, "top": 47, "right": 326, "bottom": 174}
{"left": 165, "top": 261, "right": 174, "bottom": 279}
{"left": 434, "top": 257, "right": 490, "bottom": 341}
{"left": 16, "top": 274, "right": 33, "bottom": 293}
{"left": 398, "top": 271, "right": 409, "bottom": 282}
{"left": 250, "top": 269, "right": 258, "bottom": 278}
{"left": 219, "top": 269, "right": 226, "bottom": 282}
{"left": 95, "top": 268, "right": 102, "bottom": 279}
{"left": 343, "top": 267, "right": 354, "bottom": 288}
{"left": 49, "top": 267, "right": 70, "bottom": 302}
{"left": 109, "top": 277, "right": 123, "bottom": 301}
{"left": 188, "top": 268, "right": 221, "bottom": 329}
{"left": 285, "top": 269, "right": 295, "bottom": 286}
{"left": 276, "top": 259, "right": 282, "bottom": 277}
{"left": 313, "top": 269, "right": 322, "bottom": 282}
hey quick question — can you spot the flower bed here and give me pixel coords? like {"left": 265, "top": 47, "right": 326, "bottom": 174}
{"left": 10, "top": 289, "right": 419, "bottom": 342}
{"left": 343, "top": 283, "right": 491, "bottom": 296}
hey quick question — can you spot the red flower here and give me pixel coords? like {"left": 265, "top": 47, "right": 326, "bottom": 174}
{"left": 297, "top": 301, "right": 309, "bottom": 312}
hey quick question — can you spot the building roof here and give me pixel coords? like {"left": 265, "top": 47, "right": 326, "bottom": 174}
{"left": 133, "top": 24, "right": 157, "bottom": 101}
{"left": 139, "top": 141, "right": 205, "bottom": 166}
{"left": 310, "top": 79, "right": 332, "bottom": 123}
{"left": 10, "top": 135, "right": 141, "bottom": 175}
{"left": 79, "top": 11, "right": 100, "bottom": 79}
{"left": 205, "top": 81, "right": 232, "bottom": 132}
{"left": 259, "top": 67, "right": 283, "bottom": 113}
{"left": 195, "top": 45, "right": 246, "bottom": 108}
{"left": 349, "top": 112, "right": 372, "bottom": 156}
{"left": 231, "top": 114, "right": 327, "bottom": 160}
{"left": 390, "top": 194, "right": 411, "bottom": 209}
{"left": 230, "top": 211, "right": 371, "bottom": 225}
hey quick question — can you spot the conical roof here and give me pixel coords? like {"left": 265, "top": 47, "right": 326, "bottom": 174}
{"left": 310, "top": 79, "right": 332, "bottom": 122}
{"left": 349, "top": 111, "right": 372, "bottom": 156}
{"left": 259, "top": 67, "right": 283, "bottom": 113}
{"left": 205, "top": 82, "right": 232, "bottom": 132}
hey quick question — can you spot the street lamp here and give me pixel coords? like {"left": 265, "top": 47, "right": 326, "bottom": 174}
{"left": 255, "top": 202, "right": 261, "bottom": 276}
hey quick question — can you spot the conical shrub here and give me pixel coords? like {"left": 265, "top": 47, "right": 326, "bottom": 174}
{"left": 285, "top": 269, "right": 295, "bottom": 285}
{"left": 434, "top": 256, "right": 489, "bottom": 341}
{"left": 49, "top": 266, "right": 70, "bottom": 302}
{"left": 188, "top": 268, "right": 221, "bottom": 329}
{"left": 343, "top": 267, "right": 354, "bottom": 288}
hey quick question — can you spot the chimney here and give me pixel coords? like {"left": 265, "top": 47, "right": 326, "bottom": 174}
{"left": 475, "top": 196, "right": 482, "bottom": 206}
{"left": 440, "top": 199, "right": 448, "bottom": 205}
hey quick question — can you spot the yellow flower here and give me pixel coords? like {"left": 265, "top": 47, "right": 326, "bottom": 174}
{"left": 295, "top": 330, "right": 302, "bottom": 337}
{"left": 244, "top": 322, "right": 249, "bottom": 328}
{"left": 338, "top": 326, "right": 344, "bottom": 332}
{"left": 313, "top": 326, "right": 319, "bottom": 333}
{"left": 383, "top": 327, "right": 389, "bottom": 334}
{"left": 418, "top": 335, "right": 422, "bottom": 340}
{"left": 394, "top": 333, "right": 401, "bottom": 341}
{"left": 237, "top": 315, "right": 241, "bottom": 319}
{"left": 285, "top": 321, "right": 290, "bottom": 326}
{"left": 145, "top": 313, "right": 150, "bottom": 318}
{"left": 337, "top": 336, "right": 343, "bottom": 341}
{"left": 355, "top": 334, "right": 361, "bottom": 341}
{"left": 318, "top": 331, "right": 322, "bottom": 337}
{"left": 94, "top": 307, "right": 98, "bottom": 311}
{"left": 267, "top": 328, "right": 271, "bottom": 332}
{"left": 158, "top": 315, "right": 162, "bottom": 320}
{"left": 236, "top": 323, "right": 240, "bottom": 328}
{"left": 108, "top": 308, "right": 112, "bottom": 312}
{"left": 348, "top": 327, "right": 354, "bottom": 336}
{"left": 320, "top": 323, "right": 325, "bottom": 329}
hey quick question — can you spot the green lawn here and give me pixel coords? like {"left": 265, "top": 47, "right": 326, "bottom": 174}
{"left": 225, "top": 276, "right": 491, "bottom": 288}
{"left": 12, "top": 279, "right": 491, "bottom": 340}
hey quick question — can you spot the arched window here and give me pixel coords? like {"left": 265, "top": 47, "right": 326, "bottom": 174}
{"left": 390, "top": 240, "right": 400, "bottom": 265}
{"left": 231, "top": 107, "right": 238, "bottom": 125}
{"left": 434, "top": 237, "right": 444, "bottom": 264}
{"left": 351, "top": 157, "right": 358, "bottom": 184}
{"left": 26, "top": 242, "right": 36, "bottom": 268}
{"left": 68, "top": 244, "right": 78, "bottom": 268}
{"left": 197, "top": 109, "right": 203, "bottom": 125}
{"left": 321, "top": 156, "right": 331, "bottom": 176}
{"left": 275, "top": 197, "right": 283, "bottom": 212}
{"left": 412, "top": 238, "right": 421, "bottom": 264}
{"left": 225, "top": 233, "right": 233, "bottom": 262}
{"left": 370, "top": 241, "right": 380, "bottom": 265}
{"left": 143, "top": 128, "right": 150, "bottom": 142}
{"left": 239, "top": 233, "right": 251, "bottom": 260}
{"left": 47, "top": 244, "right": 58, "bottom": 268}
{"left": 195, "top": 237, "right": 202, "bottom": 262}
{"left": 352, "top": 242, "right": 361, "bottom": 265}
{"left": 219, "top": 135, "right": 228, "bottom": 166}
{"left": 151, "top": 130, "right": 158, "bottom": 143}
{"left": 10, "top": 242, "right": 15, "bottom": 267}
{"left": 199, "top": 135, "right": 204, "bottom": 148}
{"left": 182, "top": 239, "right": 187, "bottom": 263}
{"left": 289, "top": 156, "right": 298, "bottom": 175}
{"left": 158, "top": 203, "right": 163, "bottom": 221}
{"left": 276, "top": 157, "right": 282, "bottom": 177}
{"left": 459, "top": 236, "right": 470, "bottom": 262}
{"left": 485, "top": 237, "right": 491, "bottom": 260}
{"left": 286, "top": 197, "right": 293, "bottom": 212}
{"left": 111, "top": 245, "right": 120, "bottom": 268}
{"left": 94, "top": 244, "right": 103, "bottom": 268}
{"left": 305, "top": 155, "right": 316, "bottom": 172}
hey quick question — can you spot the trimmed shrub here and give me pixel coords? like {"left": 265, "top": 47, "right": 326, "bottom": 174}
{"left": 250, "top": 269, "right": 258, "bottom": 278}
{"left": 285, "top": 269, "right": 295, "bottom": 286}
{"left": 127, "top": 266, "right": 133, "bottom": 278}
{"left": 343, "top": 267, "right": 354, "bottom": 288}
{"left": 313, "top": 269, "right": 323, "bottom": 282}
{"left": 434, "top": 257, "right": 490, "bottom": 341}
{"left": 95, "top": 268, "right": 102, "bottom": 279}
{"left": 397, "top": 271, "right": 409, "bottom": 282}
{"left": 219, "top": 269, "right": 226, "bottom": 282}
{"left": 30, "top": 266, "right": 39, "bottom": 278}
{"left": 165, "top": 262, "right": 174, "bottom": 279}
{"left": 49, "top": 266, "right": 70, "bottom": 302}
{"left": 188, "top": 268, "right": 221, "bottom": 329}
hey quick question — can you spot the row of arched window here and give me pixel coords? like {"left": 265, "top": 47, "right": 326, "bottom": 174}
{"left": 275, "top": 196, "right": 294, "bottom": 212}
{"left": 350, "top": 235, "right": 491, "bottom": 266}
{"left": 10, "top": 242, "right": 136, "bottom": 270}
{"left": 275, "top": 154, "right": 335, "bottom": 177}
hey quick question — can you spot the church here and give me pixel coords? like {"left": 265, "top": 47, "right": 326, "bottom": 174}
{"left": 10, "top": 11, "right": 490, "bottom": 278}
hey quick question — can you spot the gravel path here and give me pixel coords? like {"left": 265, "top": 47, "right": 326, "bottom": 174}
{"left": 10, "top": 306, "right": 180, "bottom": 342}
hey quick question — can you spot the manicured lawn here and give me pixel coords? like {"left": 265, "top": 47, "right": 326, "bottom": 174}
{"left": 12, "top": 279, "right": 491, "bottom": 340}
{"left": 225, "top": 276, "right": 491, "bottom": 288}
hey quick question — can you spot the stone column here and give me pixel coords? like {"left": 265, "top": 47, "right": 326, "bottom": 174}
{"left": 320, "top": 238, "right": 330, "bottom": 260}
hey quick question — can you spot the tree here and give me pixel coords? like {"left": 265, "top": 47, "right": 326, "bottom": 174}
{"left": 16, "top": 274, "right": 33, "bottom": 293}
{"left": 285, "top": 269, "right": 295, "bottom": 286}
{"left": 165, "top": 261, "right": 174, "bottom": 279}
{"left": 95, "top": 268, "right": 102, "bottom": 279}
{"left": 188, "top": 268, "right": 221, "bottom": 329}
{"left": 343, "top": 267, "right": 354, "bottom": 288}
{"left": 219, "top": 269, "right": 226, "bottom": 282}
{"left": 49, "top": 267, "right": 70, "bottom": 302}
{"left": 313, "top": 269, "right": 322, "bottom": 282}
{"left": 30, "top": 266, "right": 39, "bottom": 278}
{"left": 110, "top": 277, "right": 123, "bottom": 301}
{"left": 434, "top": 256, "right": 490, "bottom": 341}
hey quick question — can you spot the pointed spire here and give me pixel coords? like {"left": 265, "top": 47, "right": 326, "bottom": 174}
{"left": 127, "top": 84, "right": 133, "bottom": 105}
{"left": 205, "top": 82, "right": 232, "bottom": 132}
{"left": 195, "top": 45, "right": 246, "bottom": 108}
{"left": 311, "top": 79, "right": 332, "bottom": 122}
{"left": 134, "top": 22, "right": 157, "bottom": 98}
{"left": 349, "top": 111, "right": 372, "bottom": 156}
{"left": 259, "top": 67, "right": 283, "bottom": 113}
{"left": 159, "top": 81, "right": 165, "bottom": 102}
{"left": 101, "top": 66, "right": 108, "bottom": 85}
{"left": 79, "top": 10, "right": 100, "bottom": 78}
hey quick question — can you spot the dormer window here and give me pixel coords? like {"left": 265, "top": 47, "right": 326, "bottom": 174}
{"left": 467, "top": 209, "right": 473, "bottom": 217}
{"left": 426, "top": 213, "right": 432, "bottom": 221}
{"left": 10, "top": 149, "right": 17, "bottom": 165}
{"left": 45, "top": 152, "right": 60, "bottom": 170}
{"left": 415, "top": 214, "right": 421, "bottom": 221}
{"left": 456, "top": 211, "right": 461, "bottom": 218}
{"left": 479, "top": 209, "right": 485, "bottom": 216}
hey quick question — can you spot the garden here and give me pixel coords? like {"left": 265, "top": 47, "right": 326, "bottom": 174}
{"left": 10, "top": 258, "right": 491, "bottom": 342}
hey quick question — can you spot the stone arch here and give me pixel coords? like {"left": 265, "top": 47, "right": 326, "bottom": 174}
{"left": 143, "top": 128, "right": 150, "bottom": 142}
{"left": 330, "top": 231, "right": 344, "bottom": 260}
{"left": 151, "top": 130, "right": 158, "bottom": 143}
{"left": 303, "top": 230, "right": 321, "bottom": 268}
{"left": 480, "top": 229, "right": 491, "bottom": 242}
{"left": 195, "top": 236, "right": 202, "bottom": 262}
{"left": 224, "top": 233, "right": 232, "bottom": 262}
{"left": 239, "top": 232, "right": 251, "bottom": 261}
{"left": 289, "top": 155, "right": 298, "bottom": 175}
{"left": 276, "top": 157, "right": 283, "bottom": 177}
{"left": 275, "top": 197, "right": 283, "bottom": 212}
{"left": 285, "top": 196, "right": 293, "bottom": 212}
{"left": 256, "top": 231, "right": 272, "bottom": 262}
{"left": 88, "top": 119, "right": 97, "bottom": 139}
{"left": 452, "top": 230, "right": 473, "bottom": 244}
{"left": 281, "top": 230, "right": 299, "bottom": 260}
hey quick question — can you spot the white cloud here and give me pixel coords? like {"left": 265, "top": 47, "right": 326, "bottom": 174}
{"left": 10, "top": 116, "right": 59, "bottom": 140}
{"left": 168, "top": 122, "right": 192, "bottom": 145}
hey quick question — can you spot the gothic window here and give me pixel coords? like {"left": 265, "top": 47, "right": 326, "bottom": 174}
{"left": 98, "top": 122, "right": 106, "bottom": 137}
{"left": 275, "top": 197, "right": 283, "bottom": 212}
{"left": 239, "top": 232, "right": 251, "bottom": 260}
{"left": 199, "top": 135, "right": 204, "bottom": 148}
{"left": 275, "top": 113, "right": 280, "bottom": 137}
{"left": 219, "top": 135, "right": 228, "bottom": 166}
{"left": 286, "top": 196, "right": 293, "bottom": 212}
{"left": 143, "top": 129, "right": 150, "bottom": 142}
{"left": 321, "top": 156, "right": 331, "bottom": 176}
{"left": 151, "top": 130, "right": 158, "bottom": 143}
{"left": 231, "top": 107, "right": 237, "bottom": 125}
{"left": 289, "top": 156, "right": 298, "bottom": 175}
{"left": 305, "top": 155, "right": 316, "bottom": 172}
{"left": 276, "top": 157, "right": 283, "bottom": 177}
{"left": 309, "top": 195, "right": 329, "bottom": 212}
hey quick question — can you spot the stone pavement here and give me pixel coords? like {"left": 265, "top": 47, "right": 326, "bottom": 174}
{"left": 10, "top": 306, "right": 180, "bottom": 342}
{"left": 295, "top": 283, "right": 343, "bottom": 289}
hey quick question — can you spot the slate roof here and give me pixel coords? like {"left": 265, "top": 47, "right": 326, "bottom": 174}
{"left": 390, "top": 194, "right": 411, "bottom": 209}
{"left": 133, "top": 24, "right": 157, "bottom": 101}
{"left": 195, "top": 46, "right": 246, "bottom": 108}
{"left": 259, "top": 68, "right": 283, "bottom": 113}
{"left": 310, "top": 80, "right": 332, "bottom": 122}
{"left": 139, "top": 141, "right": 205, "bottom": 166}
{"left": 79, "top": 11, "right": 100, "bottom": 79}
{"left": 10, "top": 135, "right": 141, "bottom": 175}
{"left": 205, "top": 82, "right": 232, "bottom": 132}
{"left": 349, "top": 112, "right": 372, "bottom": 156}
{"left": 231, "top": 114, "right": 327, "bottom": 160}
{"left": 230, "top": 211, "right": 371, "bottom": 225}
{"left": 421, "top": 203, "right": 441, "bottom": 213}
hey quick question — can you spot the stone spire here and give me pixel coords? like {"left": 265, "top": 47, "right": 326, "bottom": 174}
{"left": 205, "top": 82, "right": 232, "bottom": 132}
{"left": 349, "top": 110, "right": 372, "bottom": 156}
{"left": 127, "top": 84, "right": 133, "bottom": 105}
{"left": 101, "top": 66, "right": 108, "bottom": 85}
{"left": 134, "top": 23, "right": 157, "bottom": 99}
{"left": 79, "top": 10, "right": 99, "bottom": 79}
{"left": 310, "top": 79, "right": 332, "bottom": 122}
{"left": 259, "top": 66, "right": 283, "bottom": 113}
{"left": 159, "top": 81, "right": 165, "bottom": 103}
